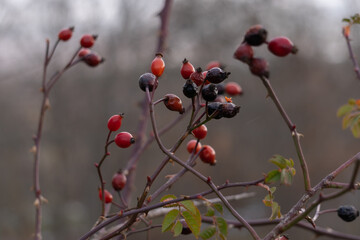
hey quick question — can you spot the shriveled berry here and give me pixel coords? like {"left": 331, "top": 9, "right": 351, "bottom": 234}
{"left": 80, "top": 34, "right": 97, "bottom": 48}
{"left": 78, "top": 48, "right": 91, "bottom": 57}
{"left": 151, "top": 53, "right": 165, "bottom": 77}
{"left": 225, "top": 82, "right": 243, "bottom": 96}
{"left": 268, "top": 37, "right": 298, "bottom": 57}
{"left": 202, "top": 84, "right": 218, "bottom": 102}
{"left": 205, "top": 67, "right": 231, "bottom": 84}
{"left": 234, "top": 43, "right": 254, "bottom": 64}
{"left": 337, "top": 205, "right": 359, "bottom": 222}
{"left": 98, "top": 189, "right": 113, "bottom": 203}
{"left": 180, "top": 220, "right": 192, "bottom": 235}
{"left": 112, "top": 172, "right": 127, "bottom": 191}
{"left": 190, "top": 67, "right": 205, "bottom": 86}
{"left": 139, "top": 73, "right": 157, "bottom": 92}
{"left": 183, "top": 79, "right": 198, "bottom": 98}
{"left": 249, "top": 58, "right": 269, "bottom": 78}
{"left": 115, "top": 132, "right": 135, "bottom": 148}
{"left": 219, "top": 102, "right": 240, "bottom": 118}
{"left": 207, "top": 102, "right": 223, "bottom": 119}
{"left": 58, "top": 27, "right": 74, "bottom": 41}
{"left": 83, "top": 52, "right": 103, "bottom": 67}
{"left": 164, "top": 94, "right": 184, "bottom": 114}
{"left": 200, "top": 145, "right": 216, "bottom": 165}
{"left": 107, "top": 114, "right": 123, "bottom": 131}
{"left": 243, "top": 25, "right": 267, "bottom": 46}
{"left": 186, "top": 140, "right": 202, "bottom": 154}
{"left": 215, "top": 83, "right": 225, "bottom": 95}
{"left": 180, "top": 58, "right": 195, "bottom": 79}
{"left": 206, "top": 60, "right": 222, "bottom": 70}
{"left": 192, "top": 124, "right": 207, "bottom": 139}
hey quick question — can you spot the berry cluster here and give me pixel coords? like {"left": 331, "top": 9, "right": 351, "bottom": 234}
{"left": 234, "top": 24, "right": 298, "bottom": 77}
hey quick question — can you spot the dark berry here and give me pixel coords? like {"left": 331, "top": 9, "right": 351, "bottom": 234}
{"left": 207, "top": 102, "right": 223, "bottom": 119}
{"left": 219, "top": 102, "right": 240, "bottom": 118}
{"left": 164, "top": 94, "right": 184, "bottom": 114}
{"left": 107, "top": 114, "right": 123, "bottom": 131}
{"left": 337, "top": 205, "right": 359, "bottom": 222}
{"left": 115, "top": 132, "right": 135, "bottom": 148}
{"left": 215, "top": 83, "right": 225, "bottom": 95}
{"left": 187, "top": 140, "right": 202, "bottom": 154}
{"left": 112, "top": 172, "right": 127, "bottom": 191}
{"left": 243, "top": 25, "right": 267, "bottom": 46}
{"left": 180, "top": 58, "right": 195, "bottom": 79}
{"left": 139, "top": 73, "right": 157, "bottom": 92}
{"left": 225, "top": 82, "right": 243, "bottom": 96}
{"left": 83, "top": 52, "right": 103, "bottom": 67}
{"left": 151, "top": 53, "right": 165, "bottom": 77}
{"left": 268, "top": 37, "right": 298, "bottom": 57}
{"left": 190, "top": 67, "right": 205, "bottom": 86}
{"left": 180, "top": 220, "right": 192, "bottom": 235}
{"left": 200, "top": 145, "right": 216, "bottom": 165}
{"left": 249, "top": 58, "right": 269, "bottom": 78}
{"left": 234, "top": 43, "right": 254, "bottom": 64}
{"left": 58, "top": 27, "right": 74, "bottom": 41}
{"left": 80, "top": 34, "right": 97, "bottom": 48}
{"left": 202, "top": 83, "right": 218, "bottom": 102}
{"left": 192, "top": 124, "right": 207, "bottom": 139}
{"left": 183, "top": 79, "right": 198, "bottom": 98}
{"left": 205, "top": 67, "right": 230, "bottom": 84}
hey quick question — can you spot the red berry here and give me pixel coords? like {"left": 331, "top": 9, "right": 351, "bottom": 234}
{"left": 83, "top": 52, "right": 103, "bottom": 67}
{"left": 115, "top": 132, "right": 135, "bottom": 148}
{"left": 233, "top": 44, "right": 254, "bottom": 64}
{"left": 78, "top": 48, "right": 91, "bottom": 57}
{"left": 190, "top": 68, "right": 205, "bottom": 86}
{"left": 268, "top": 37, "right": 298, "bottom": 57}
{"left": 98, "top": 189, "right": 113, "bottom": 203}
{"left": 58, "top": 27, "right": 74, "bottom": 41}
{"left": 200, "top": 145, "right": 216, "bottom": 165}
{"left": 206, "top": 61, "right": 221, "bottom": 70}
{"left": 112, "top": 172, "right": 127, "bottom": 191}
{"left": 225, "top": 82, "right": 243, "bottom": 96}
{"left": 107, "top": 114, "right": 123, "bottom": 131}
{"left": 164, "top": 94, "right": 185, "bottom": 114}
{"left": 249, "top": 58, "right": 269, "bottom": 78}
{"left": 80, "top": 34, "right": 97, "bottom": 48}
{"left": 192, "top": 124, "right": 207, "bottom": 139}
{"left": 181, "top": 59, "right": 195, "bottom": 79}
{"left": 151, "top": 53, "right": 165, "bottom": 77}
{"left": 186, "top": 140, "right": 202, "bottom": 154}
{"left": 243, "top": 25, "right": 267, "bottom": 46}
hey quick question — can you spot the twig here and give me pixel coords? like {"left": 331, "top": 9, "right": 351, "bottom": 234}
{"left": 343, "top": 25, "right": 360, "bottom": 81}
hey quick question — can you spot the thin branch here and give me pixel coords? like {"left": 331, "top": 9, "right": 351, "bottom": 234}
{"left": 343, "top": 25, "right": 360, "bottom": 81}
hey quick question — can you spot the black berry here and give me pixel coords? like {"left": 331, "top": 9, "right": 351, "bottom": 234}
{"left": 207, "top": 102, "right": 223, "bottom": 119}
{"left": 337, "top": 205, "right": 359, "bottom": 222}
{"left": 201, "top": 83, "right": 218, "bottom": 102}
{"left": 215, "top": 83, "right": 225, "bottom": 95}
{"left": 139, "top": 73, "right": 157, "bottom": 92}
{"left": 219, "top": 102, "right": 240, "bottom": 118}
{"left": 205, "top": 67, "right": 231, "bottom": 84}
{"left": 183, "top": 79, "right": 198, "bottom": 98}
{"left": 243, "top": 25, "right": 268, "bottom": 46}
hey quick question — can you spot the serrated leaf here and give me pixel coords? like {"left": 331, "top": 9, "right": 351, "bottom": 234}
{"left": 281, "top": 169, "right": 293, "bottom": 186}
{"left": 181, "top": 200, "right": 197, "bottom": 215}
{"left": 265, "top": 169, "right": 281, "bottom": 184}
{"left": 269, "top": 155, "right": 287, "bottom": 169}
{"left": 337, "top": 104, "right": 353, "bottom": 117}
{"left": 270, "top": 202, "right": 281, "bottom": 220}
{"left": 200, "top": 226, "right": 216, "bottom": 240}
{"left": 205, "top": 207, "right": 215, "bottom": 217}
{"left": 162, "top": 209, "right": 179, "bottom": 232}
{"left": 213, "top": 203, "right": 223, "bottom": 215}
{"left": 173, "top": 220, "right": 183, "bottom": 237}
{"left": 182, "top": 210, "right": 201, "bottom": 237}
{"left": 216, "top": 217, "right": 228, "bottom": 236}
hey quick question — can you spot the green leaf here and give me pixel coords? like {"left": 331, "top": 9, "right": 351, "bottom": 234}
{"left": 182, "top": 210, "right": 201, "bottom": 237}
{"left": 269, "top": 186, "right": 276, "bottom": 194}
{"left": 270, "top": 202, "right": 281, "bottom": 220}
{"left": 173, "top": 220, "right": 183, "bottom": 237}
{"left": 265, "top": 169, "right": 281, "bottom": 184}
{"left": 200, "top": 226, "right": 216, "bottom": 240}
{"left": 181, "top": 200, "right": 197, "bottom": 215}
{"left": 219, "top": 233, "right": 227, "bottom": 240}
{"left": 205, "top": 207, "right": 215, "bottom": 217}
{"left": 342, "top": 18, "right": 351, "bottom": 22}
{"left": 216, "top": 217, "right": 228, "bottom": 236}
{"left": 337, "top": 104, "right": 353, "bottom": 117}
{"left": 212, "top": 203, "right": 223, "bottom": 215}
{"left": 160, "top": 194, "right": 177, "bottom": 202}
{"left": 269, "top": 155, "right": 287, "bottom": 169}
{"left": 162, "top": 209, "right": 179, "bottom": 232}
{"left": 342, "top": 114, "right": 355, "bottom": 129}
{"left": 263, "top": 194, "right": 272, "bottom": 207}
{"left": 351, "top": 117, "right": 360, "bottom": 138}
{"left": 348, "top": 98, "right": 356, "bottom": 105}
{"left": 280, "top": 169, "right": 293, "bottom": 186}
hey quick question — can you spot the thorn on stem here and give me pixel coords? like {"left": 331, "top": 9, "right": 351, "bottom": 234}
{"left": 207, "top": 176, "right": 212, "bottom": 183}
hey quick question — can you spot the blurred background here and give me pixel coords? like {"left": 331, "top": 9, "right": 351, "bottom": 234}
{"left": 1, "top": 0, "right": 360, "bottom": 239}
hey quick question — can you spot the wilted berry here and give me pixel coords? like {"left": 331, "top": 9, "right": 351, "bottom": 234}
{"left": 205, "top": 67, "right": 231, "bottom": 84}
{"left": 234, "top": 43, "right": 254, "bottom": 64}
{"left": 243, "top": 25, "right": 267, "bottom": 46}
{"left": 190, "top": 67, "right": 205, "bottom": 86}
{"left": 183, "top": 79, "right": 198, "bottom": 98}
{"left": 337, "top": 205, "right": 359, "bottom": 222}
{"left": 139, "top": 73, "right": 157, "bottom": 92}
{"left": 164, "top": 94, "right": 185, "bottom": 114}
{"left": 207, "top": 102, "right": 223, "bottom": 119}
{"left": 268, "top": 37, "right": 298, "bottom": 57}
{"left": 215, "top": 83, "right": 225, "bottom": 95}
{"left": 249, "top": 58, "right": 269, "bottom": 78}
{"left": 202, "top": 84, "right": 218, "bottom": 102}
{"left": 219, "top": 102, "right": 240, "bottom": 118}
